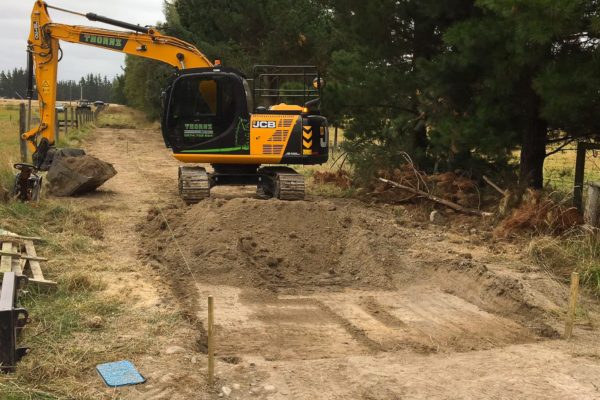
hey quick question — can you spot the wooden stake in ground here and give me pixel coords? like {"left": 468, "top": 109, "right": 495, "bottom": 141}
{"left": 208, "top": 295, "right": 215, "bottom": 385}
{"left": 564, "top": 272, "right": 580, "bottom": 340}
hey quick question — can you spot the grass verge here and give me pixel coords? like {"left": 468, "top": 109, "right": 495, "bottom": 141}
{"left": 528, "top": 230, "right": 600, "bottom": 296}
{"left": 96, "top": 106, "right": 155, "bottom": 130}
{"left": 0, "top": 201, "right": 116, "bottom": 399}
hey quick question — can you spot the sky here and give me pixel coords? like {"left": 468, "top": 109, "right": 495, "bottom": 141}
{"left": 0, "top": 0, "right": 165, "bottom": 81}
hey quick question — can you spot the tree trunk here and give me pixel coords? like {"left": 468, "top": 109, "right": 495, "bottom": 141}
{"left": 410, "top": 18, "right": 437, "bottom": 166}
{"left": 519, "top": 108, "right": 547, "bottom": 189}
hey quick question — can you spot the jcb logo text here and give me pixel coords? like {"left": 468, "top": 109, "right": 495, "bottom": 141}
{"left": 252, "top": 121, "right": 276, "bottom": 129}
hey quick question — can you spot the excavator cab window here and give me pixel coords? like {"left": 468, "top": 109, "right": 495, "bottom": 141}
{"left": 163, "top": 71, "right": 248, "bottom": 151}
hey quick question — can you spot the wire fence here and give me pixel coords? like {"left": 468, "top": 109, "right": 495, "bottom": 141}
{"left": 544, "top": 143, "right": 600, "bottom": 208}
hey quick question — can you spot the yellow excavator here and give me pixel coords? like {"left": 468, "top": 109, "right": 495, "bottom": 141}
{"left": 15, "top": 1, "right": 329, "bottom": 202}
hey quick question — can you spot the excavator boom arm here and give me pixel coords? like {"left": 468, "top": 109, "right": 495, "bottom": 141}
{"left": 24, "top": 0, "right": 213, "bottom": 157}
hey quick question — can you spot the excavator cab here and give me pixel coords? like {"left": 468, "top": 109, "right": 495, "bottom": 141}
{"left": 161, "top": 68, "right": 252, "bottom": 154}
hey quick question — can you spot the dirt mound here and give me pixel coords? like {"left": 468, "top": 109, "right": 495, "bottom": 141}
{"left": 140, "top": 198, "right": 402, "bottom": 291}
{"left": 47, "top": 155, "right": 117, "bottom": 197}
{"left": 138, "top": 197, "right": 568, "bottom": 356}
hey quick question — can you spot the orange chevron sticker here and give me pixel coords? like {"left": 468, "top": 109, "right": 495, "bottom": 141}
{"left": 302, "top": 126, "right": 313, "bottom": 140}
{"left": 303, "top": 139, "right": 313, "bottom": 148}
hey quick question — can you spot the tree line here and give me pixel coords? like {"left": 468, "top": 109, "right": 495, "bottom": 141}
{"left": 0, "top": 68, "right": 123, "bottom": 103}
{"left": 120, "top": 0, "right": 600, "bottom": 189}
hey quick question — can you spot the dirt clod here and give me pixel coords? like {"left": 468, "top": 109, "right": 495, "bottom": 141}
{"left": 87, "top": 316, "right": 104, "bottom": 329}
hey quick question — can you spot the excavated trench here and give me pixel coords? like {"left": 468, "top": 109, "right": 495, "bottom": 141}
{"left": 139, "top": 197, "right": 564, "bottom": 359}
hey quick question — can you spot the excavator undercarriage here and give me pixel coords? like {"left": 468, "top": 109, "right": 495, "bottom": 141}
{"left": 179, "top": 165, "right": 306, "bottom": 204}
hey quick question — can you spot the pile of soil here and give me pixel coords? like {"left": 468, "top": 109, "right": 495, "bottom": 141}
{"left": 47, "top": 155, "right": 117, "bottom": 197}
{"left": 139, "top": 198, "right": 407, "bottom": 292}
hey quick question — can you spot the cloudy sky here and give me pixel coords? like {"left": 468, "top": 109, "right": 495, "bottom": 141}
{"left": 1, "top": 1, "right": 165, "bottom": 80}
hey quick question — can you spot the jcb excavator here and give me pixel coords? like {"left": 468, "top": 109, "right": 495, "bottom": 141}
{"left": 16, "top": 1, "right": 328, "bottom": 202}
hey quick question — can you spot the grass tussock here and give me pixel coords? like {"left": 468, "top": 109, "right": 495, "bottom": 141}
{"left": 0, "top": 202, "right": 103, "bottom": 250}
{"left": 528, "top": 230, "right": 600, "bottom": 295}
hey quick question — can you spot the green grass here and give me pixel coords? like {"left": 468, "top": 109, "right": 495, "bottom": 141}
{"left": 0, "top": 105, "right": 176, "bottom": 398}
{"left": 543, "top": 145, "right": 600, "bottom": 194}
{"left": 528, "top": 232, "right": 600, "bottom": 297}
{"left": 0, "top": 198, "right": 168, "bottom": 398}
{"left": 563, "top": 232, "right": 600, "bottom": 294}
{"left": 0, "top": 201, "right": 116, "bottom": 399}
{"left": 96, "top": 106, "right": 155, "bottom": 129}
{"left": 0, "top": 104, "right": 24, "bottom": 180}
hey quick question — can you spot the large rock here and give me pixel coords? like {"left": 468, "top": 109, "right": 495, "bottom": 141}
{"left": 47, "top": 155, "right": 117, "bottom": 197}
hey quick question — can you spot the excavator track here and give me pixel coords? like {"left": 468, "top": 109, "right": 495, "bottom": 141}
{"left": 275, "top": 172, "right": 305, "bottom": 201}
{"left": 178, "top": 166, "right": 210, "bottom": 204}
{"left": 259, "top": 167, "right": 305, "bottom": 201}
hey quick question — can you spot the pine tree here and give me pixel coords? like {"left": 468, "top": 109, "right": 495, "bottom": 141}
{"left": 425, "top": 0, "right": 600, "bottom": 188}
{"left": 325, "top": 0, "right": 473, "bottom": 180}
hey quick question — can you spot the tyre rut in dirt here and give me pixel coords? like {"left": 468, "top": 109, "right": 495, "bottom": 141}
{"left": 178, "top": 166, "right": 210, "bottom": 204}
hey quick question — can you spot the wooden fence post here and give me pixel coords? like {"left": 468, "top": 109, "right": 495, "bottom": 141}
{"left": 207, "top": 295, "right": 215, "bottom": 385}
{"left": 584, "top": 182, "right": 600, "bottom": 227}
{"left": 18, "top": 104, "right": 28, "bottom": 162}
{"left": 54, "top": 109, "right": 60, "bottom": 143}
{"left": 574, "top": 142, "right": 587, "bottom": 212}
{"left": 64, "top": 108, "right": 68, "bottom": 137}
{"left": 334, "top": 126, "right": 338, "bottom": 149}
{"left": 564, "top": 272, "right": 580, "bottom": 339}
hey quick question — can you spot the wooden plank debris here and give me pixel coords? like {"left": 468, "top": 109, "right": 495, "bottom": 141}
{"left": 0, "top": 229, "right": 43, "bottom": 242}
{"left": 0, "top": 230, "right": 56, "bottom": 288}
{"left": 22, "top": 240, "right": 56, "bottom": 287}
{"left": 0, "top": 242, "right": 13, "bottom": 273}
{"left": 0, "top": 251, "right": 48, "bottom": 262}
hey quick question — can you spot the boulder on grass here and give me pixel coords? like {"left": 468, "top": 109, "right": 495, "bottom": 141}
{"left": 47, "top": 155, "right": 117, "bottom": 197}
